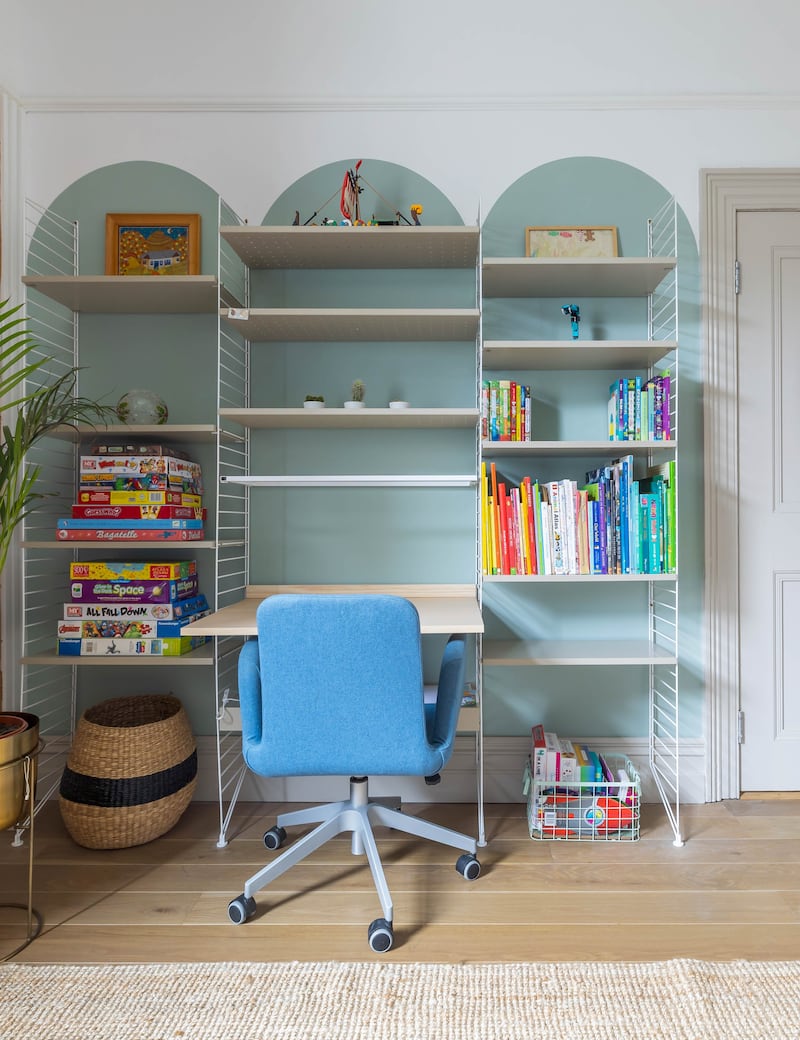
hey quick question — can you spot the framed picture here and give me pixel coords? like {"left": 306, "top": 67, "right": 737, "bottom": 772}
{"left": 105, "top": 213, "right": 201, "bottom": 276}
{"left": 525, "top": 225, "right": 618, "bottom": 259}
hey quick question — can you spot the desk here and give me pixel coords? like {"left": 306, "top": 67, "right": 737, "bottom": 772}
{"left": 185, "top": 583, "right": 486, "bottom": 847}
{"left": 185, "top": 583, "right": 484, "bottom": 637}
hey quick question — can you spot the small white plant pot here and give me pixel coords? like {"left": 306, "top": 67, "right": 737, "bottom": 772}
{"left": 344, "top": 400, "right": 365, "bottom": 409}
{"left": 303, "top": 400, "right": 326, "bottom": 409}
{"left": 389, "top": 400, "right": 410, "bottom": 409}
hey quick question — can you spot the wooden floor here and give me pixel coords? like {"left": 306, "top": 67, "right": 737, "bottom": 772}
{"left": 3, "top": 797, "right": 800, "bottom": 963}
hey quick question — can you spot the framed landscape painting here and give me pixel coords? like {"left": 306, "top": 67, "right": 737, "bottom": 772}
{"left": 105, "top": 213, "right": 201, "bottom": 275}
{"left": 525, "top": 225, "right": 618, "bottom": 259}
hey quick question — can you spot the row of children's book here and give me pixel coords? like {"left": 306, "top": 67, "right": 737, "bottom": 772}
{"left": 609, "top": 372, "right": 672, "bottom": 442}
{"left": 480, "top": 380, "right": 533, "bottom": 442}
{"left": 481, "top": 455, "right": 676, "bottom": 576}
{"left": 55, "top": 442, "right": 206, "bottom": 543}
{"left": 57, "top": 560, "right": 210, "bottom": 657}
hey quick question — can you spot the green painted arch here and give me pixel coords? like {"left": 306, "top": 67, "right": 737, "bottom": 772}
{"left": 39, "top": 160, "right": 223, "bottom": 276}
{"left": 483, "top": 156, "right": 697, "bottom": 262}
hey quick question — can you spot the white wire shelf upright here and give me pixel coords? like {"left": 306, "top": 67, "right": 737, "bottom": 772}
{"left": 647, "top": 195, "right": 682, "bottom": 847}
{"left": 16, "top": 201, "right": 81, "bottom": 836}
{"left": 213, "top": 198, "right": 250, "bottom": 848}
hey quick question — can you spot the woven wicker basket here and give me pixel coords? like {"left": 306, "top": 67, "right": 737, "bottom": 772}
{"left": 59, "top": 694, "right": 197, "bottom": 849}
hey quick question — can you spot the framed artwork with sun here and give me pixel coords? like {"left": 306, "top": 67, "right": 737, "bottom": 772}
{"left": 105, "top": 213, "right": 201, "bottom": 276}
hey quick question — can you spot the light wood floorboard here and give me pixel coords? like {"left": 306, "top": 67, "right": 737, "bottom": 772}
{"left": 2, "top": 799, "right": 800, "bottom": 963}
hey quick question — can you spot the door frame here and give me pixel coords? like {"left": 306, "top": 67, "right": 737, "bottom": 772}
{"left": 702, "top": 169, "right": 800, "bottom": 800}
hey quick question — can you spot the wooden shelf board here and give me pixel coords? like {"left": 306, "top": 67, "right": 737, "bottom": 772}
{"left": 482, "top": 439, "right": 676, "bottom": 456}
{"left": 482, "top": 639, "right": 677, "bottom": 666}
{"left": 22, "top": 275, "right": 224, "bottom": 314}
{"left": 21, "top": 645, "right": 216, "bottom": 666}
{"left": 48, "top": 423, "right": 225, "bottom": 444}
{"left": 483, "top": 340, "right": 678, "bottom": 370}
{"left": 219, "top": 407, "right": 478, "bottom": 429}
{"left": 484, "top": 572, "right": 677, "bottom": 583}
{"left": 482, "top": 257, "right": 676, "bottom": 298}
{"left": 220, "top": 225, "right": 480, "bottom": 269}
{"left": 221, "top": 307, "right": 479, "bottom": 342}
{"left": 22, "top": 540, "right": 218, "bottom": 549}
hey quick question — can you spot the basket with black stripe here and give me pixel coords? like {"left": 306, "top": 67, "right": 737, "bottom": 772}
{"left": 59, "top": 694, "right": 197, "bottom": 849}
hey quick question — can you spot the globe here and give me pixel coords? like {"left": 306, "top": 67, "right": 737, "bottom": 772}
{"left": 116, "top": 389, "right": 169, "bottom": 425}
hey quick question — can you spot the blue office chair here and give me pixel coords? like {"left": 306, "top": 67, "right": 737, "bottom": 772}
{"left": 227, "top": 593, "right": 481, "bottom": 953}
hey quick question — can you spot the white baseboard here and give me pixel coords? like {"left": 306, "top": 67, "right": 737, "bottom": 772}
{"left": 194, "top": 734, "right": 707, "bottom": 805}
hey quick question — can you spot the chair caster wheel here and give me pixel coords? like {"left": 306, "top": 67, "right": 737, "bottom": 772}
{"left": 228, "top": 894, "right": 256, "bottom": 925}
{"left": 264, "top": 826, "right": 287, "bottom": 851}
{"left": 456, "top": 853, "right": 481, "bottom": 880}
{"left": 368, "top": 917, "right": 394, "bottom": 953}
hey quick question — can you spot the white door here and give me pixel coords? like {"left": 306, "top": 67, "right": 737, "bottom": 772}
{"left": 737, "top": 210, "right": 800, "bottom": 791}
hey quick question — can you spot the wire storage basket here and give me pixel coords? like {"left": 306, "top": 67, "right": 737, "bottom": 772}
{"left": 523, "top": 753, "right": 641, "bottom": 841}
{"left": 59, "top": 694, "right": 197, "bottom": 849}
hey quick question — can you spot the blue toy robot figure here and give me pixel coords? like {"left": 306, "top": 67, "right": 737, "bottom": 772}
{"left": 561, "top": 304, "right": 581, "bottom": 340}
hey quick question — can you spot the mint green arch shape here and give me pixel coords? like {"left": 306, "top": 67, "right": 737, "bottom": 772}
{"left": 41, "top": 160, "right": 223, "bottom": 276}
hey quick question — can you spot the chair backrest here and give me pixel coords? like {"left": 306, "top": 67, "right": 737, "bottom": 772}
{"left": 238, "top": 594, "right": 461, "bottom": 778}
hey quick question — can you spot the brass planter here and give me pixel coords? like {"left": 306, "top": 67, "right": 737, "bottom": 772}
{"left": 0, "top": 713, "right": 40, "bottom": 830}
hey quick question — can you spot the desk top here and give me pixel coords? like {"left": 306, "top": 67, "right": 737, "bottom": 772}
{"left": 185, "top": 584, "right": 484, "bottom": 636}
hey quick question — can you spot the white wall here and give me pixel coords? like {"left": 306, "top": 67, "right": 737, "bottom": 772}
{"left": 4, "top": 0, "right": 800, "bottom": 231}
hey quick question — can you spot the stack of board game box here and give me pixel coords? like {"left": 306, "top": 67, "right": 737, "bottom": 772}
{"left": 57, "top": 561, "right": 211, "bottom": 657}
{"left": 56, "top": 442, "right": 205, "bottom": 543}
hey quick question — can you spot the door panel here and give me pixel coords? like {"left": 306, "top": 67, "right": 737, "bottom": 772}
{"left": 737, "top": 210, "right": 800, "bottom": 790}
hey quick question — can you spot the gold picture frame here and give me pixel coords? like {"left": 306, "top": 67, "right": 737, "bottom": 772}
{"left": 525, "top": 225, "right": 618, "bottom": 259}
{"left": 105, "top": 212, "right": 201, "bottom": 276}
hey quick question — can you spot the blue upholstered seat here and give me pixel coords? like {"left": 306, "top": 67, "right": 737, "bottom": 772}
{"left": 227, "top": 593, "right": 481, "bottom": 953}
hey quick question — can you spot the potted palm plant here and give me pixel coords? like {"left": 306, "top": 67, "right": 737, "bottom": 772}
{"left": 0, "top": 298, "right": 115, "bottom": 741}
{"left": 0, "top": 298, "right": 116, "bottom": 574}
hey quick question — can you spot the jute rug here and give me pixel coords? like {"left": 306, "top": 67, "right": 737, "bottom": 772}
{"left": 2, "top": 959, "right": 799, "bottom": 1040}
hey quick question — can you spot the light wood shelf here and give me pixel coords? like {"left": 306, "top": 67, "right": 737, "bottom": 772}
{"left": 481, "top": 439, "right": 676, "bottom": 457}
{"left": 220, "top": 225, "right": 480, "bottom": 269}
{"left": 483, "top": 340, "right": 678, "bottom": 370}
{"left": 21, "top": 644, "right": 216, "bottom": 666}
{"left": 484, "top": 573, "right": 677, "bottom": 583}
{"left": 482, "top": 257, "right": 676, "bottom": 298}
{"left": 482, "top": 639, "right": 677, "bottom": 666}
{"left": 47, "top": 423, "right": 239, "bottom": 444}
{"left": 219, "top": 407, "right": 478, "bottom": 429}
{"left": 22, "top": 540, "right": 225, "bottom": 550}
{"left": 221, "top": 307, "right": 479, "bottom": 342}
{"left": 21, "top": 275, "right": 232, "bottom": 313}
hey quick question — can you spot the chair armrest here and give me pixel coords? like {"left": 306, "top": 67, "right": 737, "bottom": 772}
{"left": 429, "top": 633, "right": 466, "bottom": 747}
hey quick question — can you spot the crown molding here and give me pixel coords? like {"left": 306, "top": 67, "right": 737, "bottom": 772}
{"left": 14, "top": 93, "right": 800, "bottom": 115}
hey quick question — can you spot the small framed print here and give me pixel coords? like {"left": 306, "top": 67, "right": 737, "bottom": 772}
{"left": 105, "top": 213, "right": 201, "bottom": 276}
{"left": 525, "top": 225, "right": 618, "bottom": 259}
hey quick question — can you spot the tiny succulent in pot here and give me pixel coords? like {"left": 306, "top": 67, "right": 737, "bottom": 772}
{"left": 351, "top": 380, "right": 365, "bottom": 403}
{"left": 304, "top": 394, "right": 325, "bottom": 403}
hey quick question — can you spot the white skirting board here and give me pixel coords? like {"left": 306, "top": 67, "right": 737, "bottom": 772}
{"left": 194, "top": 734, "right": 707, "bottom": 805}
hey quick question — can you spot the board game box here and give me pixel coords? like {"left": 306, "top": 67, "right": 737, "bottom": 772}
{"left": 69, "top": 561, "right": 197, "bottom": 580}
